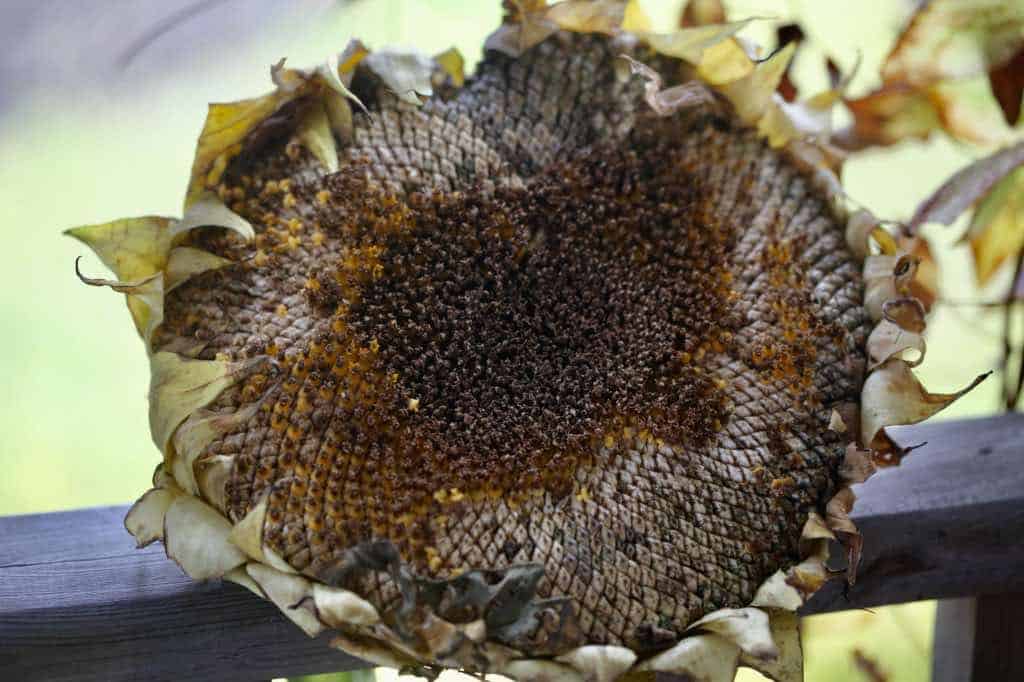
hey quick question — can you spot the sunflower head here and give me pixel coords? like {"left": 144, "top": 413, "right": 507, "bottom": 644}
{"left": 70, "top": 2, "right": 983, "bottom": 680}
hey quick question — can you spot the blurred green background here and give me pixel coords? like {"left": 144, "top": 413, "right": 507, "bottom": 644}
{"left": 0, "top": 1, "right": 1015, "bottom": 681}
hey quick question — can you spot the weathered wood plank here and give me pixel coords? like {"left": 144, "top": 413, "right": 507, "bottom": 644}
{"left": 802, "top": 414, "right": 1024, "bottom": 614}
{"left": 1, "top": 414, "right": 1023, "bottom": 681}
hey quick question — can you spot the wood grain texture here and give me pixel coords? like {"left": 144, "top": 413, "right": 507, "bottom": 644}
{"left": 2, "top": 414, "right": 1023, "bottom": 681}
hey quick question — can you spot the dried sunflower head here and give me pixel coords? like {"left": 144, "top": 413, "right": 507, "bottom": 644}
{"left": 69, "top": 2, "right": 984, "bottom": 680}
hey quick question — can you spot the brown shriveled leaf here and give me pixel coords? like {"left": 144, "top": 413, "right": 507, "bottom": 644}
{"left": 840, "top": 1, "right": 1022, "bottom": 151}
{"left": 620, "top": 55, "right": 716, "bottom": 116}
{"left": 852, "top": 648, "right": 889, "bottom": 682}
{"left": 968, "top": 165, "right": 1024, "bottom": 284}
{"left": 775, "top": 24, "right": 806, "bottom": 103}
{"left": 903, "top": 236, "right": 938, "bottom": 309}
{"left": 679, "top": 0, "right": 725, "bottom": 28}
{"left": 989, "top": 46, "right": 1024, "bottom": 125}
{"left": 860, "top": 359, "right": 990, "bottom": 451}
{"left": 842, "top": 84, "right": 941, "bottom": 149}
{"left": 909, "top": 140, "right": 1024, "bottom": 232}
{"left": 881, "top": 0, "right": 1024, "bottom": 87}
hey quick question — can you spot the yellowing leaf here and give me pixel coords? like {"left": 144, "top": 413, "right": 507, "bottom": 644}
{"left": 969, "top": 165, "right": 1024, "bottom": 284}
{"left": 172, "top": 194, "right": 255, "bottom": 241}
{"left": 165, "top": 246, "right": 233, "bottom": 291}
{"left": 546, "top": 0, "right": 625, "bottom": 34}
{"left": 297, "top": 99, "right": 339, "bottom": 173}
{"left": 229, "top": 495, "right": 269, "bottom": 561}
{"left": 718, "top": 42, "right": 796, "bottom": 124}
{"left": 621, "top": 0, "right": 651, "bottom": 32}
{"left": 187, "top": 93, "right": 284, "bottom": 206}
{"left": 65, "top": 216, "right": 172, "bottom": 282}
{"left": 434, "top": 47, "right": 466, "bottom": 87}
{"left": 696, "top": 38, "right": 755, "bottom": 85}
{"left": 642, "top": 20, "right": 755, "bottom": 64}
{"left": 149, "top": 351, "right": 258, "bottom": 456}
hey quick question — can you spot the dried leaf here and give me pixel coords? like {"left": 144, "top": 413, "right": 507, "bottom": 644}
{"left": 620, "top": 55, "right": 715, "bottom": 116}
{"left": 864, "top": 254, "right": 918, "bottom": 322}
{"left": 229, "top": 495, "right": 269, "bottom": 561}
{"left": 643, "top": 20, "right": 756, "bottom": 64}
{"left": 637, "top": 633, "right": 740, "bottom": 681}
{"left": 839, "top": 444, "right": 877, "bottom": 485}
{"left": 881, "top": 0, "right": 1024, "bottom": 87}
{"left": 845, "top": 209, "right": 878, "bottom": 260}
{"left": 679, "top": 0, "right": 726, "bottom": 28}
{"left": 989, "top": 46, "right": 1024, "bottom": 125}
{"left": 968, "top": 165, "right": 1024, "bottom": 284}
{"left": 165, "top": 247, "right": 232, "bottom": 291}
{"left": 363, "top": 49, "right": 436, "bottom": 106}
{"left": 621, "top": 0, "right": 651, "bottom": 32}
{"left": 187, "top": 93, "right": 285, "bottom": 206}
{"left": 910, "top": 138, "right": 1024, "bottom": 232}
{"left": 688, "top": 608, "right": 777, "bottom": 662}
{"left": 164, "top": 495, "right": 247, "bottom": 580}
{"left": 124, "top": 487, "right": 177, "bottom": 548}
{"left": 195, "top": 454, "right": 232, "bottom": 512}
{"left": 246, "top": 563, "right": 324, "bottom": 637}
{"left": 696, "top": 38, "right": 756, "bottom": 85}
{"left": 775, "top": 24, "right": 806, "bottom": 102}
{"left": 188, "top": 48, "right": 367, "bottom": 206}
{"left": 718, "top": 42, "right": 796, "bottom": 125}
{"left": 296, "top": 99, "right": 339, "bottom": 173}
{"left": 556, "top": 645, "right": 637, "bottom": 682}
{"left": 75, "top": 261, "right": 165, "bottom": 344}
{"left": 860, "top": 359, "right": 990, "bottom": 450}
{"left": 171, "top": 401, "right": 260, "bottom": 495}
{"left": 311, "top": 583, "right": 381, "bottom": 627}
{"left": 843, "top": 84, "right": 942, "bottom": 148}
{"left": 224, "top": 565, "right": 264, "bottom": 598}
{"left": 867, "top": 298, "right": 927, "bottom": 369}
{"left": 65, "top": 217, "right": 172, "bottom": 281}
{"left": 434, "top": 47, "right": 466, "bottom": 87}
{"left": 171, "top": 194, "right": 255, "bottom": 241}
{"left": 546, "top": 0, "right": 625, "bottom": 34}
{"left": 739, "top": 610, "right": 802, "bottom": 682}
{"left": 149, "top": 351, "right": 258, "bottom": 456}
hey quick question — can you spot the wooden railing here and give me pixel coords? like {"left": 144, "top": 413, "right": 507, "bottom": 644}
{"left": 2, "top": 415, "right": 1022, "bottom": 681}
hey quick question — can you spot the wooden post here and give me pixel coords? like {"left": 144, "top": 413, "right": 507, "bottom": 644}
{"left": 933, "top": 594, "right": 1024, "bottom": 681}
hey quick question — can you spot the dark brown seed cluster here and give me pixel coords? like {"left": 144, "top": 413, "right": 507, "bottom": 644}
{"left": 309, "top": 138, "right": 737, "bottom": 509}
